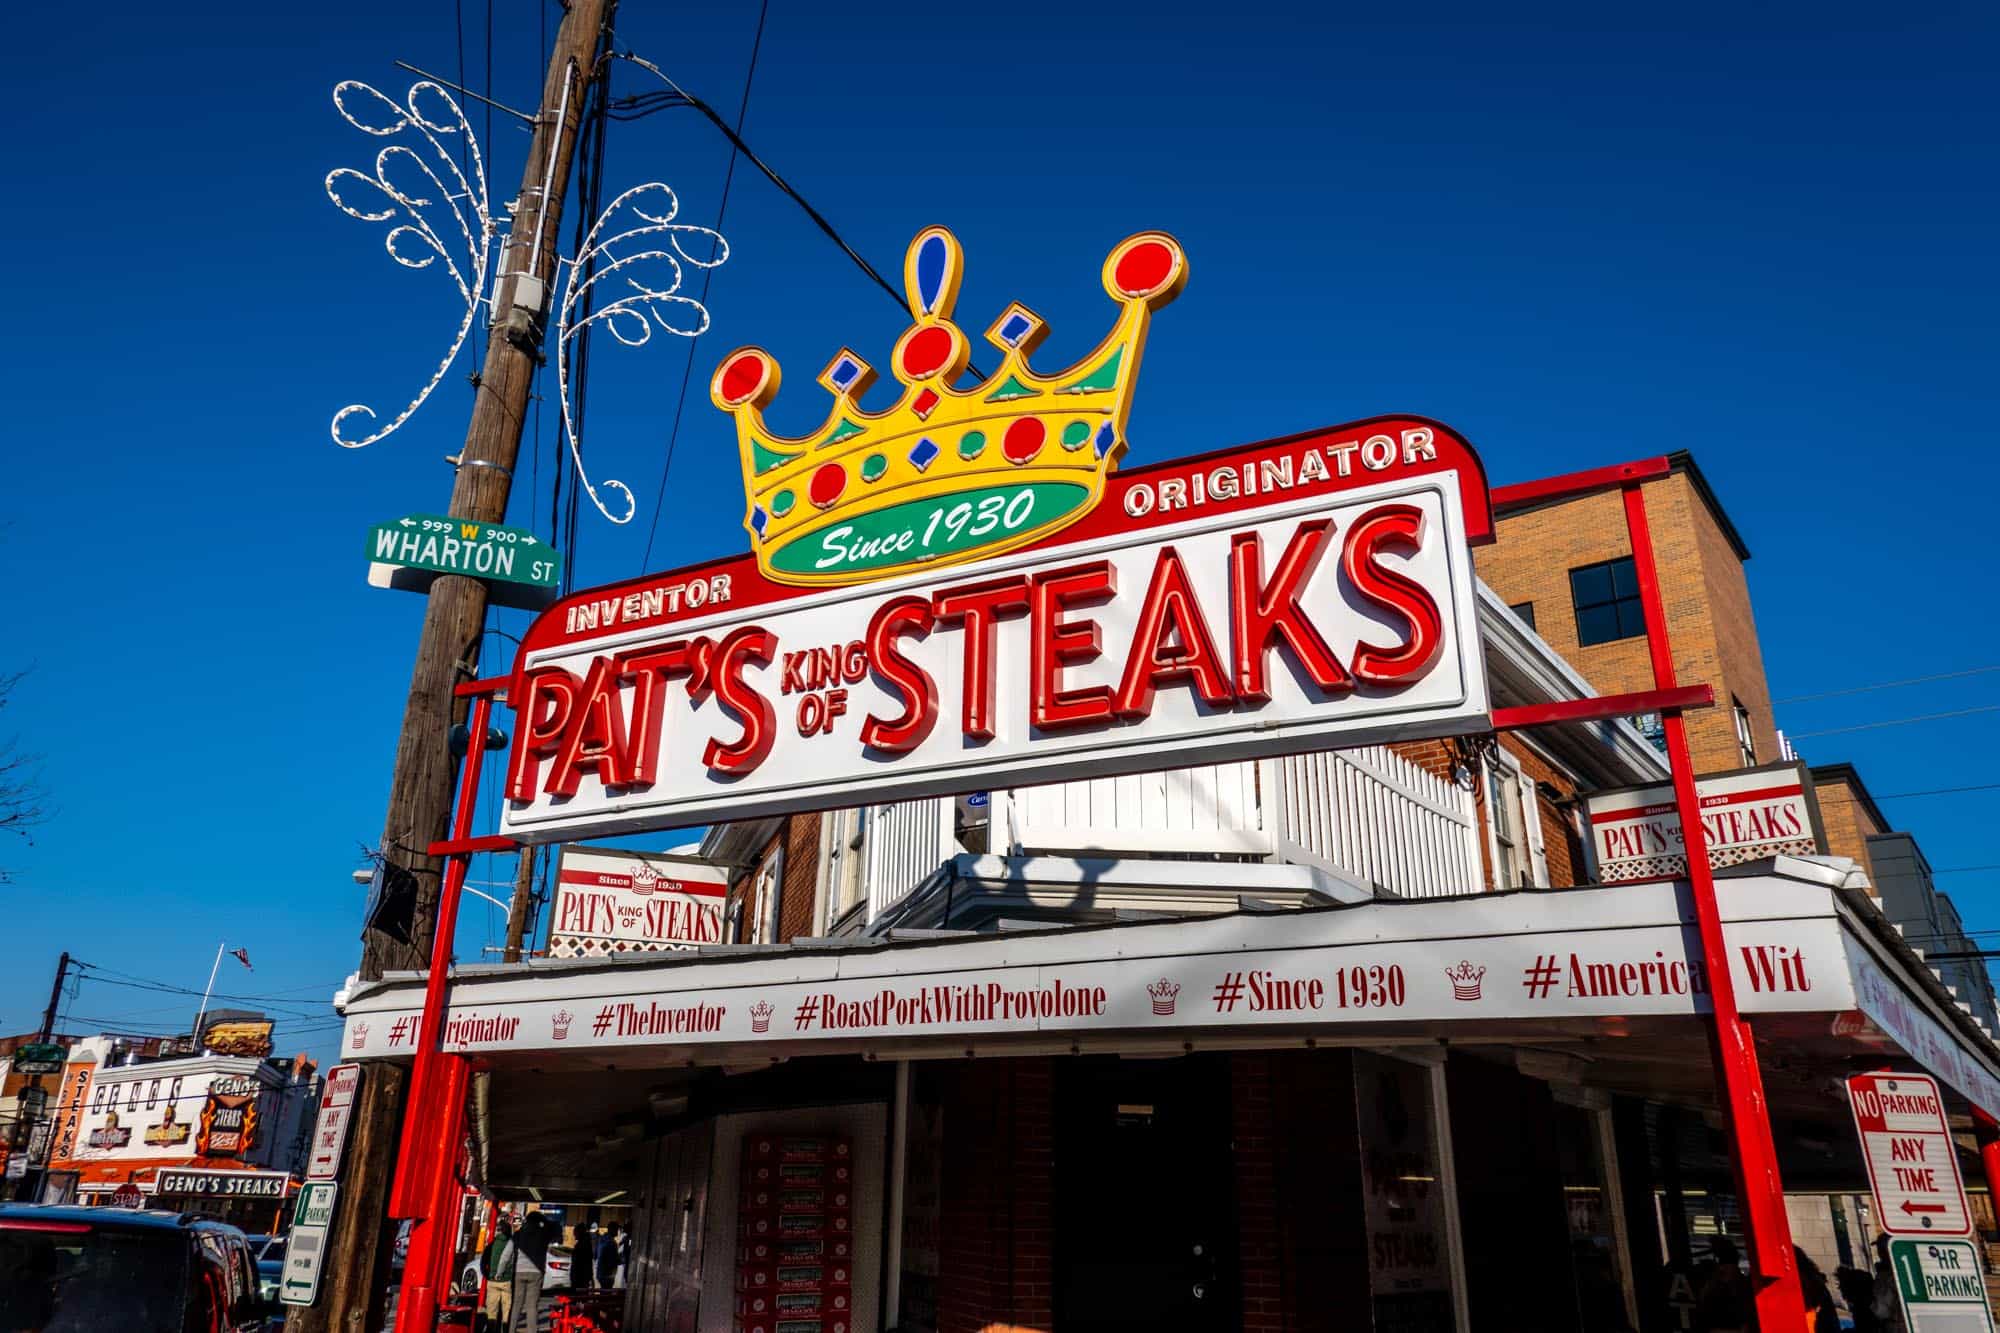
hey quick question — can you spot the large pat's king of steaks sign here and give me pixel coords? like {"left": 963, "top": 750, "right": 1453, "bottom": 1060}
{"left": 500, "top": 227, "right": 1495, "bottom": 842}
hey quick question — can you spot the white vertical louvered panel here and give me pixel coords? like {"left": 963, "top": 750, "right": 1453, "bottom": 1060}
{"left": 1266, "top": 746, "right": 1482, "bottom": 897}
{"left": 865, "top": 796, "right": 955, "bottom": 922}
{"left": 1006, "top": 762, "right": 1272, "bottom": 856}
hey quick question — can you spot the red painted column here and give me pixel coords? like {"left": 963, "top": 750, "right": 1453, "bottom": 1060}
{"left": 1973, "top": 1110, "right": 2000, "bottom": 1234}
{"left": 1622, "top": 482, "right": 1806, "bottom": 1332}
{"left": 391, "top": 690, "right": 495, "bottom": 1333}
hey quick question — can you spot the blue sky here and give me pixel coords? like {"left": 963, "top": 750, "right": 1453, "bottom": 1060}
{"left": 5, "top": 1, "right": 1997, "bottom": 1065}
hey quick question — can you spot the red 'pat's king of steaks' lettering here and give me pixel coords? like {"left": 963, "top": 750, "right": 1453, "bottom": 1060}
{"left": 495, "top": 227, "right": 1496, "bottom": 842}
{"left": 497, "top": 416, "right": 1494, "bottom": 843}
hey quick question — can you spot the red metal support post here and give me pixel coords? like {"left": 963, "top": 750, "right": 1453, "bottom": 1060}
{"left": 390, "top": 685, "right": 499, "bottom": 1333}
{"left": 1622, "top": 482, "right": 1806, "bottom": 1330}
{"left": 1972, "top": 1110, "right": 2000, "bottom": 1231}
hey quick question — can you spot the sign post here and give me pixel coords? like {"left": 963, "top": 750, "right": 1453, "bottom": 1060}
{"left": 1888, "top": 1239, "right": 1996, "bottom": 1331}
{"left": 366, "top": 514, "right": 562, "bottom": 611}
{"left": 281, "top": 1182, "right": 340, "bottom": 1307}
{"left": 1848, "top": 1073, "right": 1973, "bottom": 1235}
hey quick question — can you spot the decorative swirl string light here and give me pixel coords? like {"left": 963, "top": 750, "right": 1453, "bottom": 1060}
{"left": 325, "top": 80, "right": 728, "bottom": 526}
{"left": 554, "top": 184, "right": 727, "bottom": 523}
{"left": 325, "top": 81, "right": 493, "bottom": 450}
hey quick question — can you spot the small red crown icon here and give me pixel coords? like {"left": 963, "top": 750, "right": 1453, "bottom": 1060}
{"left": 551, "top": 1009, "right": 574, "bottom": 1039}
{"left": 629, "top": 862, "right": 660, "bottom": 894}
{"left": 1146, "top": 979, "right": 1181, "bottom": 1015}
{"left": 749, "top": 1001, "right": 774, "bottom": 1033}
{"left": 1445, "top": 961, "right": 1486, "bottom": 1001}
{"left": 349, "top": 1022, "right": 369, "bottom": 1049}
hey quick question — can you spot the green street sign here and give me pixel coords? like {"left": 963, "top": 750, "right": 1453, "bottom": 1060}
{"left": 1891, "top": 1239, "right": 1995, "bottom": 1330}
{"left": 366, "top": 514, "right": 562, "bottom": 611}
{"left": 294, "top": 1181, "right": 337, "bottom": 1230}
{"left": 9, "top": 1044, "right": 65, "bottom": 1076}
{"left": 281, "top": 1183, "right": 337, "bottom": 1306}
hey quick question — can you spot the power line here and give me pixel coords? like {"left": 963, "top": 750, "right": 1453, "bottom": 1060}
{"left": 1875, "top": 782, "right": 2000, "bottom": 801}
{"left": 1934, "top": 865, "right": 2000, "bottom": 875}
{"left": 610, "top": 50, "right": 906, "bottom": 319}
{"left": 1786, "top": 705, "right": 2000, "bottom": 740}
{"left": 1775, "top": 666, "right": 2000, "bottom": 706}
{"left": 639, "top": 0, "right": 769, "bottom": 571}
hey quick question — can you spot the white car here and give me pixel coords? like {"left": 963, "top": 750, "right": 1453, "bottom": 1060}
{"left": 540, "top": 1244, "right": 574, "bottom": 1291}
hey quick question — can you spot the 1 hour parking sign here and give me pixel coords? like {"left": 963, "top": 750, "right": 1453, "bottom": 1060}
{"left": 1889, "top": 1239, "right": 1997, "bottom": 1332}
{"left": 1848, "top": 1072, "right": 1972, "bottom": 1235}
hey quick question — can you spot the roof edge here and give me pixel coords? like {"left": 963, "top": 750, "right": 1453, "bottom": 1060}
{"left": 1663, "top": 450, "right": 1752, "bottom": 561}
{"left": 1807, "top": 762, "right": 1894, "bottom": 838}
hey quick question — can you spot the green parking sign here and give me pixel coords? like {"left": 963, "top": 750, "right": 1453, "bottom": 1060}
{"left": 1891, "top": 1239, "right": 1995, "bottom": 1331}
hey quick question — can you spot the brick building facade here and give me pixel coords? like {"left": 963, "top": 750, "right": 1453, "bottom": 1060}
{"left": 1476, "top": 453, "right": 1778, "bottom": 773}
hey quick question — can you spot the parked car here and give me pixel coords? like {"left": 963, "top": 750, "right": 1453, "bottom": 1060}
{"left": 245, "top": 1234, "right": 287, "bottom": 1302}
{"left": 0, "top": 1203, "right": 281, "bottom": 1331}
{"left": 541, "top": 1242, "right": 574, "bottom": 1291}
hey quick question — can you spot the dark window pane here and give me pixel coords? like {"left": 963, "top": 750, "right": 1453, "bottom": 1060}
{"left": 1509, "top": 601, "right": 1536, "bottom": 630}
{"left": 1617, "top": 599, "right": 1649, "bottom": 639}
{"left": 1570, "top": 563, "right": 1612, "bottom": 607}
{"left": 1609, "top": 556, "right": 1639, "bottom": 598}
{"left": 1576, "top": 604, "right": 1624, "bottom": 646}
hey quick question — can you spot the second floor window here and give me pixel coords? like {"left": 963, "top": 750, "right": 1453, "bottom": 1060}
{"left": 1734, "top": 699, "right": 1756, "bottom": 765}
{"left": 830, "top": 808, "right": 868, "bottom": 924}
{"left": 1509, "top": 601, "right": 1537, "bottom": 631}
{"left": 1569, "top": 557, "right": 1645, "bottom": 646}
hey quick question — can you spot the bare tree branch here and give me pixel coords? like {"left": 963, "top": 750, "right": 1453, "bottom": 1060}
{"left": 0, "top": 669, "right": 49, "bottom": 883}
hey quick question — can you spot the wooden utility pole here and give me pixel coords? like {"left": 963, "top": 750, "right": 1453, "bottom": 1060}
{"left": 502, "top": 847, "right": 536, "bottom": 963}
{"left": 293, "top": 3, "right": 612, "bottom": 1328}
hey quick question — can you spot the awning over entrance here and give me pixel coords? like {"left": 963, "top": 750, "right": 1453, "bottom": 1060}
{"left": 339, "top": 857, "right": 2000, "bottom": 1122}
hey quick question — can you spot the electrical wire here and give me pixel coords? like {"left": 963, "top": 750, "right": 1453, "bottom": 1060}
{"left": 1775, "top": 666, "right": 2000, "bottom": 706}
{"left": 1874, "top": 782, "right": 2000, "bottom": 800}
{"left": 639, "top": 0, "right": 769, "bottom": 571}
{"left": 1786, "top": 705, "right": 2000, "bottom": 740}
{"left": 610, "top": 50, "right": 906, "bottom": 317}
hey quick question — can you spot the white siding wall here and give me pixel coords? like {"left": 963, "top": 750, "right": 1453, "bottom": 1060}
{"left": 864, "top": 797, "right": 955, "bottom": 923}
{"left": 1264, "top": 747, "right": 1482, "bottom": 897}
{"left": 1009, "top": 763, "right": 1267, "bottom": 857}
{"left": 860, "top": 747, "right": 1485, "bottom": 921}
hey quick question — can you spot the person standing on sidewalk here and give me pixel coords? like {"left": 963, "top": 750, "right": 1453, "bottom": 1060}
{"left": 478, "top": 1216, "right": 516, "bottom": 1333}
{"left": 509, "top": 1209, "right": 557, "bottom": 1333}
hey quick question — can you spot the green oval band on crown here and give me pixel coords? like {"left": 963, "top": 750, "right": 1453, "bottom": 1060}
{"left": 768, "top": 481, "right": 1091, "bottom": 577}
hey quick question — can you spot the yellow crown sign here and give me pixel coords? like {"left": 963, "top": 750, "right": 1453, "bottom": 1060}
{"left": 710, "top": 226, "right": 1187, "bottom": 586}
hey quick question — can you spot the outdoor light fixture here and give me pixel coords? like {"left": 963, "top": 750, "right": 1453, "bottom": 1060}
{"left": 448, "top": 723, "right": 510, "bottom": 759}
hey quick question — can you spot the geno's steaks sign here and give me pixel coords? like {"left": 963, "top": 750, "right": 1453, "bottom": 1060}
{"left": 497, "top": 227, "right": 1496, "bottom": 842}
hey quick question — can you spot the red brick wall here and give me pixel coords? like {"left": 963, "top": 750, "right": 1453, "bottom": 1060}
{"left": 1814, "top": 772, "right": 1885, "bottom": 887}
{"left": 776, "top": 814, "right": 821, "bottom": 942}
{"left": 1233, "top": 1055, "right": 1285, "bottom": 1333}
{"left": 1229, "top": 1050, "right": 1369, "bottom": 1333}
{"left": 1477, "top": 469, "right": 1777, "bottom": 774}
{"left": 936, "top": 1060, "right": 1054, "bottom": 1333}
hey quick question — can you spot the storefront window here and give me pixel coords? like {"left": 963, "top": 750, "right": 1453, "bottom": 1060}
{"left": 1354, "top": 1053, "right": 1459, "bottom": 1332}
{"left": 1553, "top": 1100, "right": 1632, "bottom": 1330}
